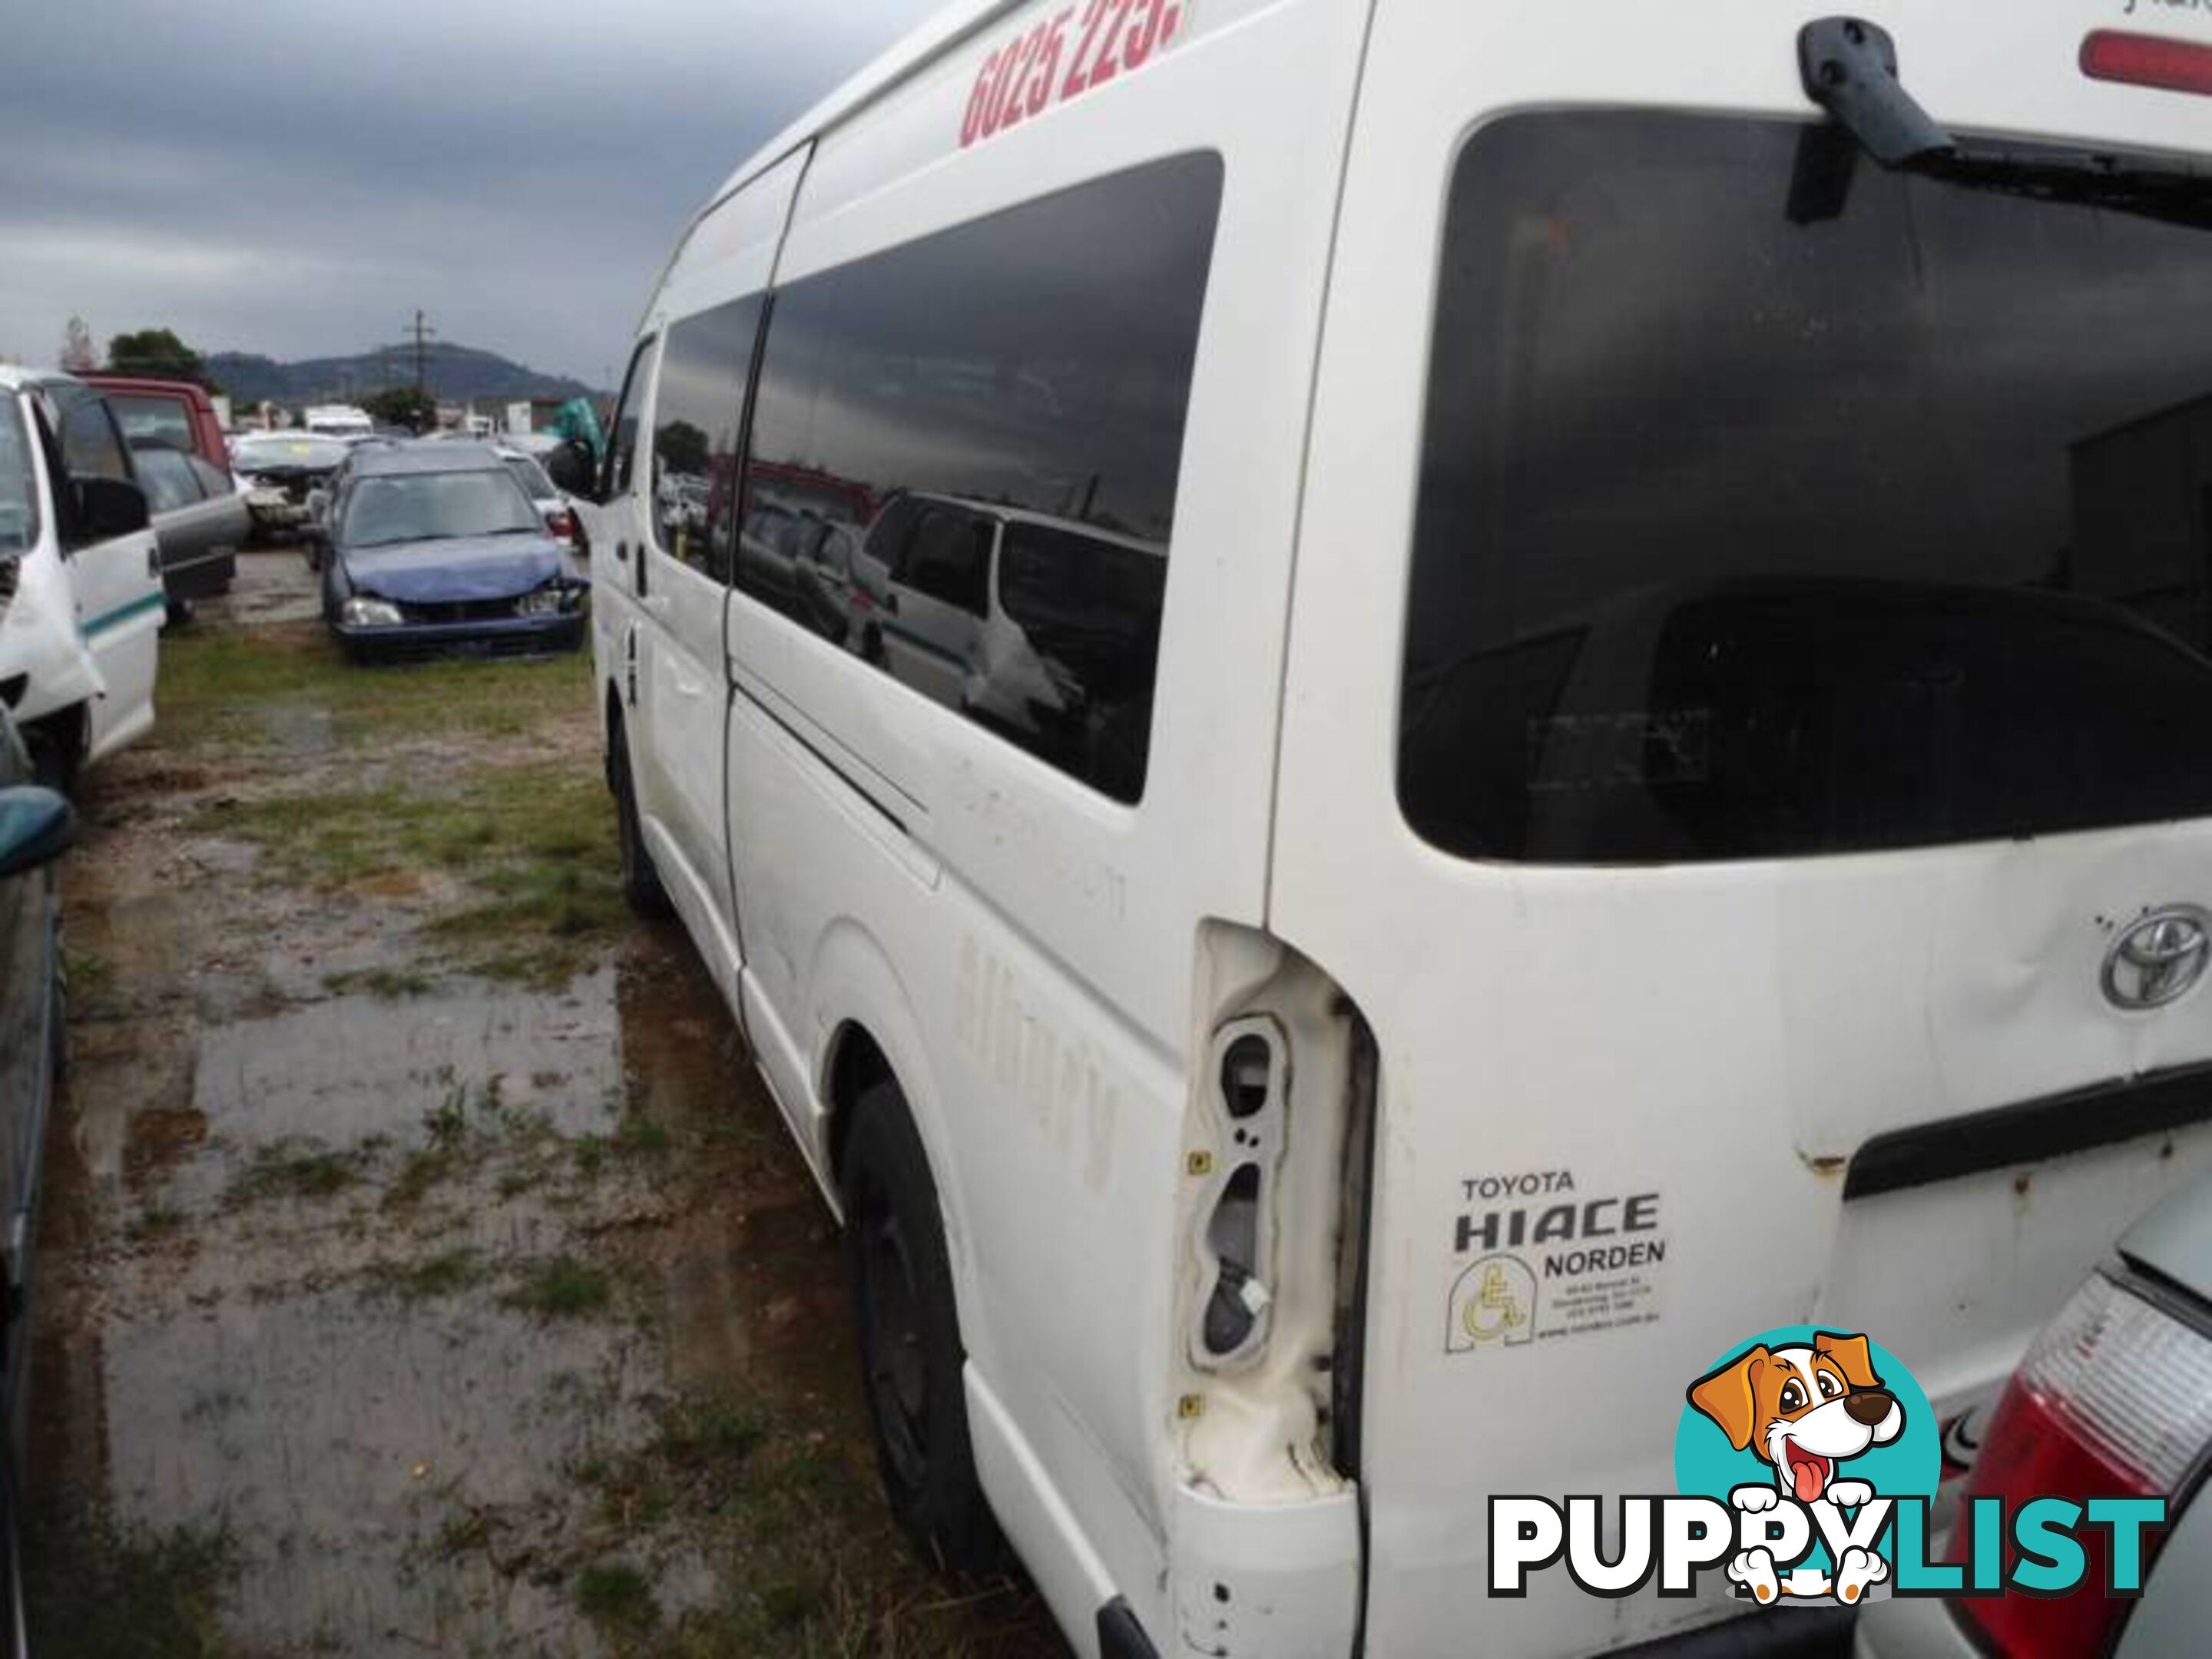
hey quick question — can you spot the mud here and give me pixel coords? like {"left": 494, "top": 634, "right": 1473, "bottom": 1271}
{"left": 27, "top": 553, "right": 1060, "bottom": 1657}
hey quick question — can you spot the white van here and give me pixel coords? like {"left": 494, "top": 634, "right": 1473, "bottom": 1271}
{"left": 303, "top": 405, "right": 374, "bottom": 440}
{"left": 584, "top": 5, "right": 2212, "bottom": 1654}
{"left": 0, "top": 367, "right": 165, "bottom": 790}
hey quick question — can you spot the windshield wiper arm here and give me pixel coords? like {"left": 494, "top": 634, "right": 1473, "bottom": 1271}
{"left": 1790, "top": 15, "right": 2212, "bottom": 231}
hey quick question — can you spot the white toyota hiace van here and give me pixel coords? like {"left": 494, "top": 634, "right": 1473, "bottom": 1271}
{"left": 585, "top": 5, "right": 2212, "bottom": 1653}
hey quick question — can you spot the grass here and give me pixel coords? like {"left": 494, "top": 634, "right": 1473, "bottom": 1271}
{"left": 571, "top": 1114, "right": 669, "bottom": 1180}
{"left": 224, "top": 1137, "right": 361, "bottom": 1207}
{"left": 154, "top": 619, "right": 592, "bottom": 750}
{"left": 124, "top": 1201, "right": 186, "bottom": 1243}
{"left": 613, "top": 1115, "right": 671, "bottom": 1156}
{"left": 190, "top": 758, "right": 621, "bottom": 982}
{"left": 23, "top": 1513, "right": 239, "bottom": 1659}
{"left": 321, "top": 965, "right": 439, "bottom": 998}
{"left": 368, "top": 1246, "right": 487, "bottom": 1304}
{"left": 505, "top": 1254, "right": 611, "bottom": 1318}
{"left": 575, "top": 1560, "right": 659, "bottom": 1634}
{"left": 61, "top": 942, "right": 115, "bottom": 1011}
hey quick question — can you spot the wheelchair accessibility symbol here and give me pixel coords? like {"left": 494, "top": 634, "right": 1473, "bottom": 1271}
{"left": 1447, "top": 1254, "right": 1537, "bottom": 1352}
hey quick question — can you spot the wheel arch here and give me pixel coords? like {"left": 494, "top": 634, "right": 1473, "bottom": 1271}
{"left": 806, "top": 922, "right": 982, "bottom": 1353}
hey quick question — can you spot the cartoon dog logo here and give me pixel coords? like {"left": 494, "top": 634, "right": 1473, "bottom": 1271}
{"left": 1687, "top": 1330, "right": 1906, "bottom": 1604}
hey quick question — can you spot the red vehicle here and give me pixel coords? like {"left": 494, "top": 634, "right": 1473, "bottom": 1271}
{"left": 79, "top": 374, "right": 229, "bottom": 472}
{"left": 83, "top": 375, "right": 243, "bottom": 609}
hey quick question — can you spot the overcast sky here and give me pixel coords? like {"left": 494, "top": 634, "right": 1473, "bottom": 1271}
{"left": 0, "top": 0, "right": 939, "bottom": 389}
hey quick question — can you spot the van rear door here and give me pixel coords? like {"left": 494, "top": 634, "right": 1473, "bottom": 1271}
{"left": 1277, "top": 4, "right": 2212, "bottom": 1653}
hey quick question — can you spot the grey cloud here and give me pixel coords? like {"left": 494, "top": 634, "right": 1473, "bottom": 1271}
{"left": 0, "top": 0, "right": 940, "bottom": 385}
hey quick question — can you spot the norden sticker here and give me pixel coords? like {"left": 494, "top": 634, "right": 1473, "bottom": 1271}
{"left": 1445, "top": 1169, "right": 1667, "bottom": 1352}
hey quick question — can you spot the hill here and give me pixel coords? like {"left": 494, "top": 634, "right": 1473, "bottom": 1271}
{"left": 208, "top": 342, "right": 599, "bottom": 406}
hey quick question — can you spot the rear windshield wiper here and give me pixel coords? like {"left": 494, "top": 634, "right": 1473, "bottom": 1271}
{"left": 1790, "top": 15, "right": 2212, "bottom": 231}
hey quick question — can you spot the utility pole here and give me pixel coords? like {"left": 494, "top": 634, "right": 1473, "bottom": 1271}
{"left": 406, "top": 309, "right": 437, "bottom": 394}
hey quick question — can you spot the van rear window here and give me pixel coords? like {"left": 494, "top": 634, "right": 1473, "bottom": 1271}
{"left": 1400, "top": 111, "right": 2212, "bottom": 863}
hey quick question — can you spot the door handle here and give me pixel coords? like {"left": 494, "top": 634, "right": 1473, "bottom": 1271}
{"left": 614, "top": 541, "right": 629, "bottom": 563}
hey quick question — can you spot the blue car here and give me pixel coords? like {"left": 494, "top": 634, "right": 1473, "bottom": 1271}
{"left": 316, "top": 442, "right": 588, "bottom": 657}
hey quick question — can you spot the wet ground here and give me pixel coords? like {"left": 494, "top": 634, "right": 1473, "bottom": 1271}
{"left": 26, "top": 553, "right": 1061, "bottom": 1657}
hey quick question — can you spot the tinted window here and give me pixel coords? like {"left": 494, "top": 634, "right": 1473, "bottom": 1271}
{"left": 61, "top": 396, "right": 131, "bottom": 483}
{"left": 743, "top": 152, "right": 1221, "bottom": 802}
{"left": 134, "top": 447, "right": 201, "bottom": 514}
{"left": 1402, "top": 112, "right": 2212, "bottom": 864}
{"left": 904, "top": 505, "right": 991, "bottom": 615}
{"left": 0, "top": 399, "right": 38, "bottom": 554}
{"left": 653, "top": 296, "right": 763, "bottom": 579}
{"left": 111, "top": 393, "right": 195, "bottom": 453}
{"left": 186, "top": 455, "right": 232, "bottom": 496}
{"left": 604, "top": 337, "right": 654, "bottom": 501}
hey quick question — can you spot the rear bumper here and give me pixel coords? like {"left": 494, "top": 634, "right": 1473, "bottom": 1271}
{"left": 1616, "top": 1608, "right": 1859, "bottom": 1659}
{"left": 1851, "top": 1595, "right": 1975, "bottom": 1659}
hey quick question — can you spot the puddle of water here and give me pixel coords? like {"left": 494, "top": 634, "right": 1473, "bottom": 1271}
{"left": 190, "top": 970, "right": 621, "bottom": 1144}
{"left": 32, "top": 942, "right": 882, "bottom": 1657}
{"left": 88, "top": 1286, "right": 650, "bottom": 1655}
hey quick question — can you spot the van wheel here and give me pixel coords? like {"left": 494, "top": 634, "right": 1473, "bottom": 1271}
{"left": 610, "top": 723, "right": 672, "bottom": 919}
{"left": 841, "top": 1081, "right": 1000, "bottom": 1571}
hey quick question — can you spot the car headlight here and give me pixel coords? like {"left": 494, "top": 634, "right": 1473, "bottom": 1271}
{"left": 515, "top": 582, "right": 584, "bottom": 618}
{"left": 340, "top": 596, "right": 403, "bottom": 628}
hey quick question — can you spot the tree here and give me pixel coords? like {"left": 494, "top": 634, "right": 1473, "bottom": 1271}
{"left": 361, "top": 385, "right": 438, "bottom": 432}
{"left": 106, "top": 327, "right": 218, "bottom": 390}
{"left": 654, "top": 419, "right": 709, "bottom": 477}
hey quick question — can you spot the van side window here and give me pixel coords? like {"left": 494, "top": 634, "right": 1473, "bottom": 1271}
{"left": 904, "top": 505, "right": 991, "bottom": 617}
{"left": 603, "top": 337, "right": 655, "bottom": 502}
{"left": 742, "top": 151, "right": 1223, "bottom": 803}
{"left": 651, "top": 296, "right": 763, "bottom": 581}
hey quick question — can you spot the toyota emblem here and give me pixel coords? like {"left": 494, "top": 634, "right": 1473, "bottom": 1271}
{"left": 2103, "top": 908, "right": 2212, "bottom": 1012}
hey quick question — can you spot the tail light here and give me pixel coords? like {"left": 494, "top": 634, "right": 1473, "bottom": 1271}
{"left": 1946, "top": 1270, "right": 2212, "bottom": 1656}
{"left": 2082, "top": 30, "right": 2212, "bottom": 98}
{"left": 547, "top": 508, "right": 578, "bottom": 544}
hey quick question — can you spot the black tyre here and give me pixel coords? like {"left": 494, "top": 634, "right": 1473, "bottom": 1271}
{"left": 840, "top": 1083, "right": 1000, "bottom": 1570}
{"left": 609, "top": 719, "right": 672, "bottom": 919}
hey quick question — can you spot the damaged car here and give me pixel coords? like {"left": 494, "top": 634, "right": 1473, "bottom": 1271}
{"left": 0, "top": 366, "right": 164, "bottom": 790}
{"left": 316, "top": 442, "right": 586, "bottom": 659}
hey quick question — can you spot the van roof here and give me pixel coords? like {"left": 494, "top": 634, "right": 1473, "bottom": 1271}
{"left": 702, "top": 0, "right": 1007, "bottom": 213}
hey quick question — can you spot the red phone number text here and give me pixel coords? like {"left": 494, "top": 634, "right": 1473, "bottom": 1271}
{"left": 959, "top": 0, "right": 1184, "bottom": 148}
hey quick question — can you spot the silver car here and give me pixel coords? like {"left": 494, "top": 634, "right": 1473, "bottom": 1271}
{"left": 1855, "top": 1168, "right": 2212, "bottom": 1659}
